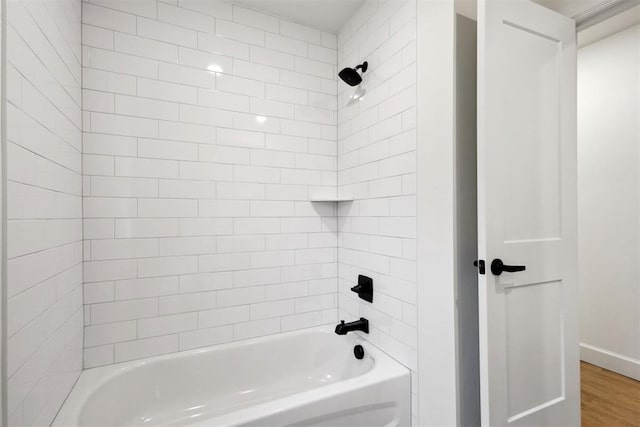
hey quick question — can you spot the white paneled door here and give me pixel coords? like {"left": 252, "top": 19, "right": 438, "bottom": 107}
{"left": 477, "top": 0, "right": 579, "bottom": 426}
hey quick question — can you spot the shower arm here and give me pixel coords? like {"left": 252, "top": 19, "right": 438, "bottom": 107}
{"left": 355, "top": 62, "right": 368, "bottom": 73}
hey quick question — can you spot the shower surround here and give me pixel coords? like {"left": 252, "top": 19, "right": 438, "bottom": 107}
{"left": 336, "top": 0, "right": 418, "bottom": 422}
{"left": 81, "top": 0, "right": 340, "bottom": 368}
{"left": 6, "top": 0, "right": 419, "bottom": 425}
{"left": 6, "top": 0, "right": 83, "bottom": 425}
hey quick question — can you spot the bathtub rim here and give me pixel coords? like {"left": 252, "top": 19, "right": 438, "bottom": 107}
{"left": 53, "top": 325, "right": 411, "bottom": 426}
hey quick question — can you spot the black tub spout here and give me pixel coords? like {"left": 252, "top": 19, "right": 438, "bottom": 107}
{"left": 335, "top": 318, "right": 369, "bottom": 335}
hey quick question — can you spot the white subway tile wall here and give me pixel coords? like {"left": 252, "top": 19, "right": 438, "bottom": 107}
{"left": 81, "top": 0, "right": 339, "bottom": 368}
{"left": 6, "top": 0, "right": 83, "bottom": 424}
{"left": 336, "top": 0, "right": 418, "bottom": 423}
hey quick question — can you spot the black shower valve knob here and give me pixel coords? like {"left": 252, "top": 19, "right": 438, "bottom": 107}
{"left": 350, "top": 275, "right": 373, "bottom": 303}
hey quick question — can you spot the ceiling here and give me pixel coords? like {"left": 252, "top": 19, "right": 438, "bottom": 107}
{"left": 533, "top": 0, "right": 611, "bottom": 17}
{"left": 232, "top": 0, "right": 366, "bottom": 33}
{"left": 457, "top": 0, "right": 637, "bottom": 18}
{"left": 578, "top": 4, "right": 640, "bottom": 45}
{"left": 236, "top": 0, "right": 640, "bottom": 37}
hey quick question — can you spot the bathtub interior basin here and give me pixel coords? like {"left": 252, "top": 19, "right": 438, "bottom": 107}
{"left": 54, "top": 327, "right": 410, "bottom": 427}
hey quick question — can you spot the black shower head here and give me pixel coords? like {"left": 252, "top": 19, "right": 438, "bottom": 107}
{"left": 339, "top": 61, "right": 368, "bottom": 86}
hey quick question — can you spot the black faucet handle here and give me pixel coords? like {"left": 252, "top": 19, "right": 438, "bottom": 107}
{"left": 351, "top": 275, "right": 373, "bottom": 303}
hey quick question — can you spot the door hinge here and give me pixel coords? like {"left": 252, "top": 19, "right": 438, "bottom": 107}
{"left": 473, "top": 259, "right": 485, "bottom": 275}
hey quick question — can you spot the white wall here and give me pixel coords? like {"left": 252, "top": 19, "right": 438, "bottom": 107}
{"left": 5, "top": 0, "right": 84, "bottom": 424}
{"left": 81, "top": 0, "right": 340, "bottom": 367}
{"left": 578, "top": 24, "right": 640, "bottom": 379}
{"left": 335, "top": 0, "right": 418, "bottom": 422}
{"left": 415, "top": 0, "right": 458, "bottom": 424}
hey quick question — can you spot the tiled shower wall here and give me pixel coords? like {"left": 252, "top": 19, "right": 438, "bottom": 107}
{"left": 81, "top": 0, "right": 339, "bottom": 367}
{"left": 336, "top": 0, "right": 418, "bottom": 422}
{"left": 6, "top": 0, "right": 84, "bottom": 424}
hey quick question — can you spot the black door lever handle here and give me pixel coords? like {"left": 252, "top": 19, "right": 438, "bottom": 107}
{"left": 491, "top": 258, "right": 526, "bottom": 276}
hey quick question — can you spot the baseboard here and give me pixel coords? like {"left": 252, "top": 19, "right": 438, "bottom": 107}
{"left": 580, "top": 343, "right": 640, "bottom": 380}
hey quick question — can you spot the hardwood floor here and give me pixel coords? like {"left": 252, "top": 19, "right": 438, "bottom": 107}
{"left": 581, "top": 361, "right": 640, "bottom": 426}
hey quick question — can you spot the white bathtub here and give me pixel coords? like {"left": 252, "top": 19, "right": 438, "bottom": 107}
{"left": 54, "top": 326, "right": 410, "bottom": 427}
